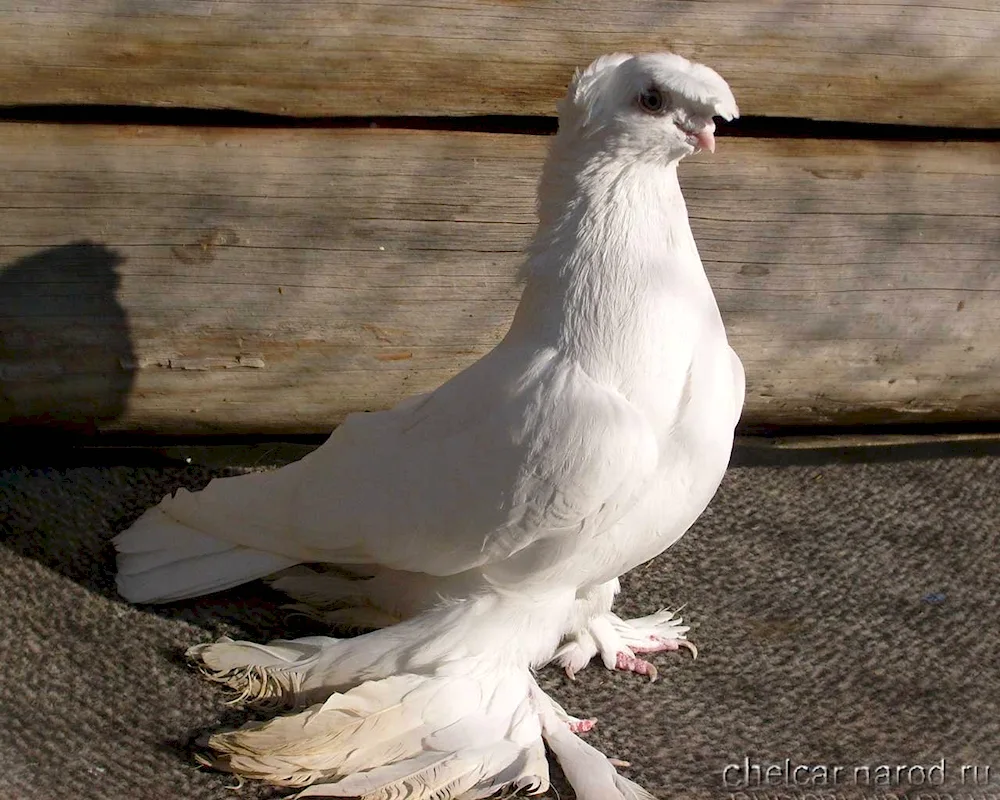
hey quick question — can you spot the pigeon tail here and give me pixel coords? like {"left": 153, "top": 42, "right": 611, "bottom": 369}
{"left": 190, "top": 589, "right": 654, "bottom": 798}
{"left": 114, "top": 500, "right": 298, "bottom": 604}
{"left": 113, "top": 464, "right": 321, "bottom": 603}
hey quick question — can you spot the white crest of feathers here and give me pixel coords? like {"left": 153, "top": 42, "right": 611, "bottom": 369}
{"left": 561, "top": 51, "right": 739, "bottom": 129}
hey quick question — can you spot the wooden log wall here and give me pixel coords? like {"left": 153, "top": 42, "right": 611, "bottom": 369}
{"left": 1, "top": 1, "right": 998, "bottom": 435}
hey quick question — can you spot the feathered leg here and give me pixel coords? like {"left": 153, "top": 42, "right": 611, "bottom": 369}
{"left": 264, "top": 572, "right": 695, "bottom": 685}
{"left": 198, "top": 663, "right": 551, "bottom": 797}
{"left": 192, "top": 589, "right": 656, "bottom": 799}
{"left": 533, "top": 683, "right": 656, "bottom": 800}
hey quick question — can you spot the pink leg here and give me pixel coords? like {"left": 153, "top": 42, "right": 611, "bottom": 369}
{"left": 632, "top": 636, "right": 698, "bottom": 658}
{"left": 568, "top": 718, "right": 597, "bottom": 734}
{"left": 615, "top": 651, "right": 659, "bottom": 681}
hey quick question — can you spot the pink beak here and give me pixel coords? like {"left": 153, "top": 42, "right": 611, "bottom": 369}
{"left": 687, "top": 121, "right": 717, "bottom": 154}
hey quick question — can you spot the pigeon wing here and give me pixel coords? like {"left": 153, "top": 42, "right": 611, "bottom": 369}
{"left": 272, "top": 347, "right": 660, "bottom": 576}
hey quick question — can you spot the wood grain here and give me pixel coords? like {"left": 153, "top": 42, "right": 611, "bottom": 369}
{"left": 0, "top": 124, "right": 997, "bottom": 434}
{"left": 1, "top": 1, "right": 997, "bottom": 127}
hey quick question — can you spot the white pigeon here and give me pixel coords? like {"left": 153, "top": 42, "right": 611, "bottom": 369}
{"left": 115, "top": 52, "right": 744, "bottom": 799}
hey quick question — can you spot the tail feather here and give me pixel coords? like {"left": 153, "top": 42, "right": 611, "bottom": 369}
{"left": 115, "top": 506, "right": 232, "bottom": 555}
{"left": 114, "top": 504, "right": 298, "bottom": 604}
{"left": 114, "top": 462, "right": 317, "bottom": 603}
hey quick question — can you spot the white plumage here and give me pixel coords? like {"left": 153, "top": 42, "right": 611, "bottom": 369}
{"left": 116, "top": 52, "right": 744, "bottom": 799}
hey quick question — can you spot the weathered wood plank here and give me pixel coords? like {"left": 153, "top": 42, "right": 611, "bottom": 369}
{"left": 0, "top": 124, "right": 997, "bottom": 434}
{"left": 0, "top": 1, "right": 997, "bottom": 127}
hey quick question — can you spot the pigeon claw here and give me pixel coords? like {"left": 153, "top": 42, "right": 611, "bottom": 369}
{"left": 615, "top": 651, "right": 658, "bottom": 682}
{"left": 631, "top": 635, "right": 698, "bottom": 659}
{"left": 569, "top": 718, "right": 598, "bottom": 734}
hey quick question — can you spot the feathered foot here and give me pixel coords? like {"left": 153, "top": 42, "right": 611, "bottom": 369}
{"left": 552, "top": 609, "right": 695, "bottom": 681}
{"left": 190, "top": 591, "right": 658, "bottom": 798}
{"left": 196, "top": 666, "right": 552, "bottom": 798}
{"left": 188, "top": 635, "right": 342, "bottom": 709}
{"left": 187, "top": 624, "right": 422, "bottom": 711}
{"left": 543, "top": 691, "right": 597, "bottom": 734}
{"left": 532, "top": 684, "right": 656, "bottom": 800}
{"left": 195, "top": 665, "right": 649, "bottom": 799}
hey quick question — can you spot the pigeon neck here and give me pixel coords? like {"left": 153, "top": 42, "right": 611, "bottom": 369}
{"left": 527, "top": 149, "right": 699, "bottom": 283}
{"left": 506, "top": 149, "right": 718, "bottom": 386}
{"left": 517, "top": 146, "right": 709, "bottom": 308}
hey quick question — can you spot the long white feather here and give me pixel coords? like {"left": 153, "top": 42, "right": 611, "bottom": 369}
{"left": 201, "top": 646, "right": 549, "bottom": 799}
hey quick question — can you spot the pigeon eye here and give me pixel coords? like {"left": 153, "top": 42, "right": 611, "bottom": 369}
{"left": 637, "top": 87, "right": 668, "bottom": 114}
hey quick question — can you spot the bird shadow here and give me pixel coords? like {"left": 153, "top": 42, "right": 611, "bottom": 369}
{"left": 0, "top": 240, "right": 135, "bottom": 440}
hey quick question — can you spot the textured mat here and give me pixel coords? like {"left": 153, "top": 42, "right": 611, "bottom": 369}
{"left": 1, "top": 453, "right": 998, "bottom": 799}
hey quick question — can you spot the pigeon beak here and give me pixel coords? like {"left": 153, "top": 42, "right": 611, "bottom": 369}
{"left": 688, "top": 122, "right": 717, "bottom": 154}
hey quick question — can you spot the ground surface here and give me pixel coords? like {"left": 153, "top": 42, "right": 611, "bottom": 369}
{"left": 1, "top": 445, "right": 998, "bottom": 799}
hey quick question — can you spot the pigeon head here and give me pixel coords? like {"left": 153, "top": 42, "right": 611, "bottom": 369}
{"left": 558, "top": 52, "right": 739, "bottom": 162}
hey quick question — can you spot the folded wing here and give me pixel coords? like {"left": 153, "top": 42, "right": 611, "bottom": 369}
{"left": 153, "top": 345, "right": 660, "bottom": 579}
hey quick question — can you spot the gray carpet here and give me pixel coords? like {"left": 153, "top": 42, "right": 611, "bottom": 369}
{"left": 2, "top": 449, "right": 999, "bottom": 799}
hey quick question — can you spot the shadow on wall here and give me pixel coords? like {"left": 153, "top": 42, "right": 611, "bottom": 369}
{"left": 0, "top": 241, "right": 134, "bottom": 435}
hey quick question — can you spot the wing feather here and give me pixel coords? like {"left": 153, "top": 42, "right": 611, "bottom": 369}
{"left": 157, "top": 344, "right": 659, "bottom": 579}
{"left": 286, "top": 345, "right": 659, "bottom": 576}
